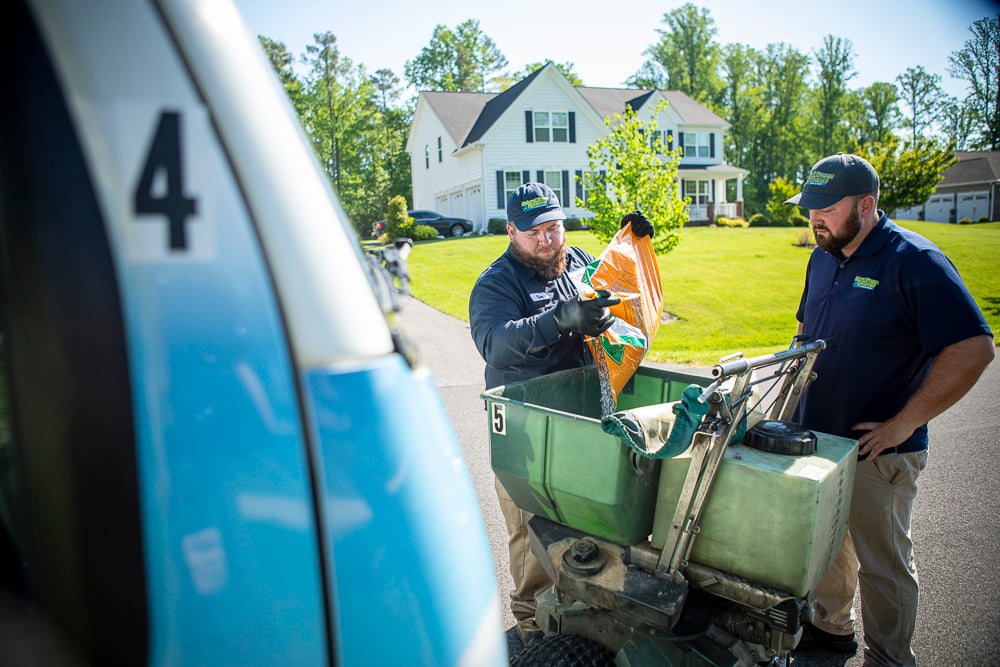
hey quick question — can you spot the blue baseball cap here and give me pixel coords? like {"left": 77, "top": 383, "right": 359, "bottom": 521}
{"left": 785, "top": 153, "right": 880, "bottom": 209}
{"left": 507, "top": 182, "right": 566, "bottom": 231}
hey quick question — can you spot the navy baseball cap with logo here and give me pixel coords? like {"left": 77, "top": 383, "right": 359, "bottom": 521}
{"left": 507, "top": 182, "right": 566, "bottom": 231}
{"left": 785, "top": 153, "right": 880, "bottom": 209}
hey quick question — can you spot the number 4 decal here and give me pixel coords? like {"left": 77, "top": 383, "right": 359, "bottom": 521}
{"left": 134, "top": 111, "right": 197, "bottom": 251}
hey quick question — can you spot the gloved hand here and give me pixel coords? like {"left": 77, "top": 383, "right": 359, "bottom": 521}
{"left": 621, "top": 210, "right": 654, "bottom": 238}
{"left": 553, "top": 291, "right": 621, "bottom": 337}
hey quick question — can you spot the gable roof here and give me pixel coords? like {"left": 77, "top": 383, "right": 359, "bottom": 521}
{"left": 942, "top": 151, "right": 1000, "bottom": 187}
{"left": 418, "top": 65, "right": 729, "bottom": 149}
{"left": 421, "top": 91, "right": 495, "bottom": 147}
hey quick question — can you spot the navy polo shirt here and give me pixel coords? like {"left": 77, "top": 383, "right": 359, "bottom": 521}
{"left": 794, "top": 213, "right": 991, "bottom": 453}
{"left": 469, "top": 246, "right": 595, "bottom": 389}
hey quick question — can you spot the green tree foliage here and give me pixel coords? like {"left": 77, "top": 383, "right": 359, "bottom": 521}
{"left": 579, "top": 102, "right": 686, "bottom": 255}
{"left": 404, "top": 19, "right": 508, "bottom": 92}
{"left": 301, "top": 32, "right": 383, "bottom": 235}
{"left": 766, "top": 177, "right": 799, "bottom": 225}
{"left": 810, "top": 35, "right": 855, "bottom": 155}
{"left": 852, "top": 136, "right": 958, "bottom": 214}
{"left": 718, "top": 43, "right": 766, "bottom": 213}
{"left": 756, "top": 44, "right": 811, "bottom": 210}
{"left": 258, "top": 36, "right": 307, "bottom": 118}
{"left": 498, "top": 61, "right": 583, "bottom": 90}
{"left": 896, "top": 66, "right": 944, "bottom": 142}
{"left": 940, "top": 96, "right": 979, "bottom": 150}
{"left": 629, "top": 3, "right": 722, "bottom": 105}
{"left": 853, "top": 82, "right": 901, "bottom": 145}
{"left": 948, "top": 14, "right": 1000, "bottom": 150}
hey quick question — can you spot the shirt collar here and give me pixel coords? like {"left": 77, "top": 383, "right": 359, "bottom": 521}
{"left": 850, "top": 210, "right": 894, "bottom": 258}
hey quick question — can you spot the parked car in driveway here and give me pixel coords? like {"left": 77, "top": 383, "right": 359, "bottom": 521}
{"left": 372, "top": 210, "right": 473, "bottom": 239}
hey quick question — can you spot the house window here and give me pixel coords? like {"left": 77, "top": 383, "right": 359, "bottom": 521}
{"left": 648, "top": 129, "right": 668, "bottom": 153}
{"left": 543, "top": 170, "right": 563, "bottom": 204}
{"left": 683, "top": 132, "right": 710, "bottom": 158}
{"left": 683, "top": 180, "right": 710, "bottom": 205}
{"left": 437, "top": 137, "right": 442, "bottom": 163}
{"left": 533, "top": 111, "right": 569, "bottom": 143}
{"left": 424, "top": 145, "right": 429, "bottom": 169}
{"left": 503, "top": 171, "right": 523, "bottom": 204}
{"left": 580, "top": 170, "right": 602, "bottom": 207}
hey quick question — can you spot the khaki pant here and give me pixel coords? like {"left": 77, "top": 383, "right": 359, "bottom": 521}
{"left": 495, "top": 478, "right": 552, "bottom": 637}
{"left": 812, "top": 450, "right": 928, "bottom": 666}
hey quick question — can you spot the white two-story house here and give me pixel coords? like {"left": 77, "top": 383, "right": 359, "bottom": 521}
{"left": 405, "top": 62, "right": 747, "bottom": 232}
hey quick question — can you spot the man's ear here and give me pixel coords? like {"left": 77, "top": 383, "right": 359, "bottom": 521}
{"left": 507, "top": 223, "right": 516, "bottom": 240}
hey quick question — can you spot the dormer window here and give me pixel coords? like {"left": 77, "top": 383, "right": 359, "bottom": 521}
{"left": 683, "top": 132, "right": 711, "bottom": 158}
{"left": 534, "top": 111, "right": 568, "bottom": 142}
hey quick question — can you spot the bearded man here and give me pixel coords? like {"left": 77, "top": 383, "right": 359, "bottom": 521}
{"left": 468, "top": 182, "right": 651, "bottom": 649}
{"left": 784, "top": 154, "right": 994, "bottom": 665}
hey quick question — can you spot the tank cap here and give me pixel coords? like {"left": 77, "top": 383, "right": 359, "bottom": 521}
{"left": 744, "top": 420, "right": 817, "bottom": 456}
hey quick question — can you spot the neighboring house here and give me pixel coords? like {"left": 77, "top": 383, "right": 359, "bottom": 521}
{"left": 895, "top": 151, "right": 1000, "bottom": 223}
{"left": 405, "top": 63, "right": 747, "bottom": 232}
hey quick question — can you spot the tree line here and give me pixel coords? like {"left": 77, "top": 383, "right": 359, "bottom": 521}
{"left": 258, "top": 7, "right": 999, "bottom": 235}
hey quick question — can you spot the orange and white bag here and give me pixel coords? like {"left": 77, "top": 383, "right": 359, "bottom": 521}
{"left": 571, "top": 223, "right": 663, "bottom": 414}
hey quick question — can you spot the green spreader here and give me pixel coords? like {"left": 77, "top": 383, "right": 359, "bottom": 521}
{"left": 482, "top": 364, "right": 709, "bottom": 545}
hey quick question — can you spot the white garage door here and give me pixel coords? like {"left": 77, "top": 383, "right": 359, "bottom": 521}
{"left": 925, "top": 193, "right": 953, "bottom": 223}
{"left": 956, "top": 191, "right": 989, "bottom": 222}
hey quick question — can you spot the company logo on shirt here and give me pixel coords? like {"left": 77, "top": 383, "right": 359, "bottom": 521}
{"left": 853, "top": 276, "right": 879, "bottom": 291}
{"left": 529, "top": 292, "right": 549, "bottom": 302}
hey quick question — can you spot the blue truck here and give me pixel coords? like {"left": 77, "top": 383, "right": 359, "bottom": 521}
{"left": 0, "top": 0, "right": 504, "bottom": 664}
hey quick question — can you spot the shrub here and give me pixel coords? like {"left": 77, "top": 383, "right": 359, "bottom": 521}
{"left": 766, "top": 176, "right": 800, "bottom": 225}
{"left": 384, "top": 195, "right": 411, "bottom": 239}
{"left": 564, "top": 217, "right": 584, "bottom": 231}
{"left": 579, "top": 218, "right": 594, "bottom": 229}
{"left": 958, "top": 217, "right": 972, "bottom": 224}
{"left": 715, "top": 216, "right": 748, "bottom": 228}
{"left": 748, "top": 212, "right": 772, "bottom": 227}
{"left": 487, "top": 218, "right": 507, "bottom": 234}
{"left": 979, "top": 215, "right": 990, "bottom": 223}
{"left": 796, "top": 230, "right": 815, "bottom": 248}
{"left": 408, "top": 224, "right": 439, "bottom": 241}
{"left": 790, "top": 212, "right": 810, "bottom": 227}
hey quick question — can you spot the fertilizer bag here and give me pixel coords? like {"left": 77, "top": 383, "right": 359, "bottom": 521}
{"left": 571, "top": 222, "right": 663, "bottom": 415}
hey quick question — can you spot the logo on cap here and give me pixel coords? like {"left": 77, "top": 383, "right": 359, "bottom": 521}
{"left": 805, "top": 171, "right": 835, "bottom": 187}
{"left": 521, "top": 196, "right": 550, "bottom": 212}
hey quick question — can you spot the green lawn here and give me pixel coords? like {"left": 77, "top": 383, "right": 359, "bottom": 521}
{"left": 403, "top": 221, "right": 1000, "bottom": 366}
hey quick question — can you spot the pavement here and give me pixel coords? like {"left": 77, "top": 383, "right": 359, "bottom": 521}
{"left": 397, "top": 296, "right": 1000, "bottom": 666}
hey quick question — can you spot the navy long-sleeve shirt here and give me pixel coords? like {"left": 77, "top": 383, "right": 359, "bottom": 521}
{"left": 469, "top": 246, "right": 595, "bottom": 389}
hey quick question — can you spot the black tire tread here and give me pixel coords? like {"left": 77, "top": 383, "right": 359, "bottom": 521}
{"left": 509, "top": 633, "right": 614, "bottom": 667}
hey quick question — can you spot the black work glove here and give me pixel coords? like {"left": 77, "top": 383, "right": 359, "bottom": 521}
{"left": 553, "top": 291, "right": 621, "bottom": 337}
{"left": 621, "top": 210, "right": 653, "bottom": 238}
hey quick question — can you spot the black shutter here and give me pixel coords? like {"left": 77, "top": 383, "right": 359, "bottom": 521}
{"left": 562, "top": 171, "right": 570, "bottom": 205}
{"left": 600, "top": 170, "right": 607, "bottom": 186}
{"left": 496, "top": 171, "right": 505, "bottom": 209}
{"left": 678, "top": 132, "right": 684, "bottom": 151}
{"left": 525, "top": 110, "right": 533, "bottom": 143}
{"left": 710, "top": 133, "right": 715, "bottom": 158}
{"left": 522, "top": 170, "right": 530, "bottom": 184}
{"left": 537, "top": 170, "right": 544, "bottom": 183}
{"left": 667, "top": 129, "right": 673, "bottom": 146}
{"left": 575, "top": 170, "right": 583, "bottom": 202}
{"left": 568, "top": 111, "right": 576, "bottom": 143}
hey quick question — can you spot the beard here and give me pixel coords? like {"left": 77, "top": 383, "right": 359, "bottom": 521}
{"left": 510, "top": 243, "right": 568, "bottom": 281}
{"left": 814, "top": 205, "right": 862, "bottom": 255}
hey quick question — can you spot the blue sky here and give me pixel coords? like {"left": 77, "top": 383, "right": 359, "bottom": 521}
{"left": 234, "top": 0, "right": 995, "bottom": 100}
